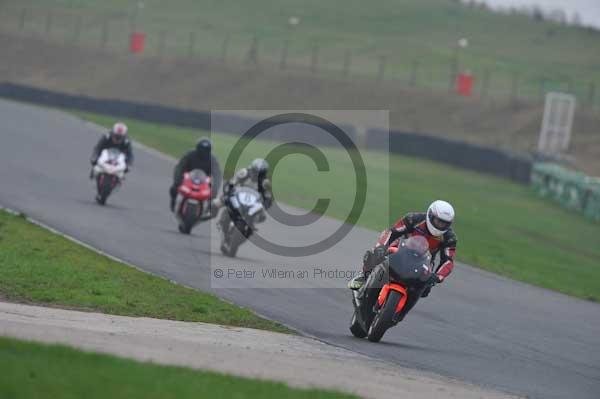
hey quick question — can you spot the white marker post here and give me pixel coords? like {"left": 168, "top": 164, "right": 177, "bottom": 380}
{"left": 538, "top": 92, "right": 576, "bottom": 155}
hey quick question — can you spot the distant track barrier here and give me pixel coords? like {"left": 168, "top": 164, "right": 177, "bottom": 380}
{"left": 531, "top": 163, "right": 600, "bottom": 222}
{"left": 0, "top": 82, "right": 532, "bottom": 184}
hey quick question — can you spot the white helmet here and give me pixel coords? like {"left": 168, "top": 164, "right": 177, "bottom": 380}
{"left": 426, "top": 200, "right": 455, "bottom": 237}
{"left": 111, "top": 122, "right": 128, "bottom": 139}
{"left": 249, "top": 158, "right": 269, "bottom": 179}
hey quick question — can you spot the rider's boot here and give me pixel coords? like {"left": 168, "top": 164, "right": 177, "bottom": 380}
{"left": 348, "top": 271, "right": 366, "bottom": 290}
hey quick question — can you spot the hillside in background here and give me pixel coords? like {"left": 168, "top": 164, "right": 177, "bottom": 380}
{"left": 1, "top": 0, "right": 599, "bottom": 174}
{"left": 2, "top": 0, "right": 600, "bottom": 102}
{"left": 2, "top": 32, "right": 599, "bottom": 175}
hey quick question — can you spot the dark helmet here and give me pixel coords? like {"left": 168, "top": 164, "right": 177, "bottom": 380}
{"left": 195, "top": 138, "right": 212, "bottom": 156}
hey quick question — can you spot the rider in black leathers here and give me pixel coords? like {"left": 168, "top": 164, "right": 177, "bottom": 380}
{"left": 169, "top": 138, "right": 222, "bottom": 211}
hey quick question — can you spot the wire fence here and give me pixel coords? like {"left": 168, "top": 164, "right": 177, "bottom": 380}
{"left": 1, "top": 5, "right": 599, "bottom": 109}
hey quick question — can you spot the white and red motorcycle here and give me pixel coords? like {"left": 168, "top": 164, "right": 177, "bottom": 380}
{"left": 92, "top": 148, "right": 127, "bottom": 205}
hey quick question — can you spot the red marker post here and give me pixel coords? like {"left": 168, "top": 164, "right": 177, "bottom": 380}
{"left": 456, "top": 71, "right": 474, "bottom": 97}
{"left": 129, "top": 32, "right": 146, "bottom": 54}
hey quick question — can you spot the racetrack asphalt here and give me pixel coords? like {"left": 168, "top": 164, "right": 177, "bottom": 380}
{"left": 1, "top": 99, "right": 598, "bottom": 399}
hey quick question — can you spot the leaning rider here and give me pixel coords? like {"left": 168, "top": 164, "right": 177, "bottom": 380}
{"left": 348, "top": 200, "right": 458, "bottom": 312}
{"left": 215, "top": 158, "right": 273, "bottom": 230}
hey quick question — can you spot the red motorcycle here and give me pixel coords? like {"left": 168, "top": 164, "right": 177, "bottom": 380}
{"left": 174, "top": 169, "right": 212, "bottom": 234}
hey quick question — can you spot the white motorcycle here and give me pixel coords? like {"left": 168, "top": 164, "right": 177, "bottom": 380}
{"left": 219, "top": 185, "right": 266, "bottom": 257}
{"left": 92, "top": 148, "right": 127, "bottom": 205}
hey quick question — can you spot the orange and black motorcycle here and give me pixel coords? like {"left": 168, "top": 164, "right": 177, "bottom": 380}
{"left": 350, "top": 236, "right": 433, "bottom": 342}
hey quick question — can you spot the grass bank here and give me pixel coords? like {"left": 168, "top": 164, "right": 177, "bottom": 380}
{"left": 0, "top": 210, "right": 290, "bottom": 333}
{"left": 0, "top": 337, "right": 354, "bottom": 399}
{"left": 79, "top": 112, "right": 600, "bottom": 301}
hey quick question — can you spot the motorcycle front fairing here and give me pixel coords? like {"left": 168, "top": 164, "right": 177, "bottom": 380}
{"left": 228, "top": 186, "right": 264, "bottom": 230}
{"left": 353, "top": 237, "right": 432, "bottom": 330}
{"left": 94, "top": 149, "right": 127, "bottom": 180}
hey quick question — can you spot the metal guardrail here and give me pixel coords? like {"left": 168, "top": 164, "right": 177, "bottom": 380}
{"left": 0, "top": 82, "right": 532, "bottom": 184}
{"left": 531, "top": 163, "right": 600, "bottom": 222}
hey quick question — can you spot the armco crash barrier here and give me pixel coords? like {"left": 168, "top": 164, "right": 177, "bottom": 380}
{"left": 0, "top": 82, "right": 532, "bottom": 184}
{"left": 531, "top": 163, "right": 600, "bottom": 222}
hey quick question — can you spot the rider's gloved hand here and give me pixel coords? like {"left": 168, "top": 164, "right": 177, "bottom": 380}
{"left": 223, "top": 182, "right": 234, "bottom": 195}
{"left": 373, "top": 245, "right": 387, "bottom": 259}
{"left": 363, "top": 245, "right": 387, "bottom": 269}
{"left": 426, "top": 273, "right": 442, "bottom": 287}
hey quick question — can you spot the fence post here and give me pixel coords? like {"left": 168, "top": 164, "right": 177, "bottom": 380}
{"left": 410, "top": 60, "right": 420, "bottom": 87}
{"left": 310, "top": 45, "right": 319, "bottom": 74}
{"left": 157, "top": 30, "right": 167, "bottom": 58}
{"left": 245, "top": 34, "right": 259, "bottom": 66}
{"left": 448, "top": 56, "right": 458, "bottom": 92}
{"left": 480, "top": 68, "right": 490, "bottom": 99}
{"left": 72, "top": 15, "right": 83, "bottom": 44}
{"left": 539, "top": 77, "right": 547, "bottom": 102}
{"left": 510, "top": 72, "right": 520, "bottom": 107}
{"left": 19, "top": 8, "right": 27, "bottom": 30}
{"left": 188, "top": 32, "right": 196, "bottom": 58}
{"left": 279, "top": 39, "right": 289, "bottom": 70}
{"left": 566, "top": 77, "right": 574, "bottom": 94}
{"left": 101, "top": 19, "right": 109, "bottom": 49}
{"left": 221, "top": 33, "right": 230, "bottom": 64}
{"left": 45, "top": 11, "right": 53, "bottom": 35}
{"left": 377, "top": 56, "right": 387, "bottom": 83}
{"left": 342, "top": 50, "right": 352, "bottom": 79}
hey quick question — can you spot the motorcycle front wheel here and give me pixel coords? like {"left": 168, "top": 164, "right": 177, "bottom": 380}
{"left": 349, "top": 311, "right": 367, "bottom": 338}
{"left": 96, "top": 174, "right": 114, "bottom": 205}
{"left": 367, "top": 290, "right": 402, "bottom": 343}
{"left": 178, "top": 201, "right": 202, "bottom": 234}
{"left": 221, "top": 222, "right": 245, "bottom": 258}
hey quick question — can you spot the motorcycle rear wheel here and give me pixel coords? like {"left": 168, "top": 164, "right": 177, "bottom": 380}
{"left": 367, "top": 290, "right": 402, "bottom": 343}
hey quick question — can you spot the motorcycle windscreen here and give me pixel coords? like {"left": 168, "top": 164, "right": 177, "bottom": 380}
{"left": 387, "top": 247, "right": 432, "bottom": 284}
{"left": 106, "top": 148, "right": 124, "bottom": 164}
{"left": 233, "top": 187, "right": 263, "bottom": 224}
{"left": 188, "top": 169, "right": 208, "bottom": 185}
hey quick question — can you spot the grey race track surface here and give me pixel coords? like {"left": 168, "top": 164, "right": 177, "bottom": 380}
{"left": 1, "top": 100, "right": 599, "bottom": 399}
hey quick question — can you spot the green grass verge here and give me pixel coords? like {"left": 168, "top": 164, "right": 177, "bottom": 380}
{"left": 2, "top": 0, "right": 599, "bottom": 102}
{"left": 78, "top": 111, "right": 600, "bottom": 301}
{"left": 0, "top": 337, "right": 354, "bottom": 399}
{"left": 0, "top": 210, "right": 290, "bottom": 333}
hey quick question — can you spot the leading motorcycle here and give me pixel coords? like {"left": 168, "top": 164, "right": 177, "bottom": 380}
{"left": 93, "top": 148, "right": 127, "bottom": 205}
{"left": 219, "top": 185, "right": 266, "bottom": 257}
{"left": 350, "top": 236, "right": 433, "bottom": 342}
